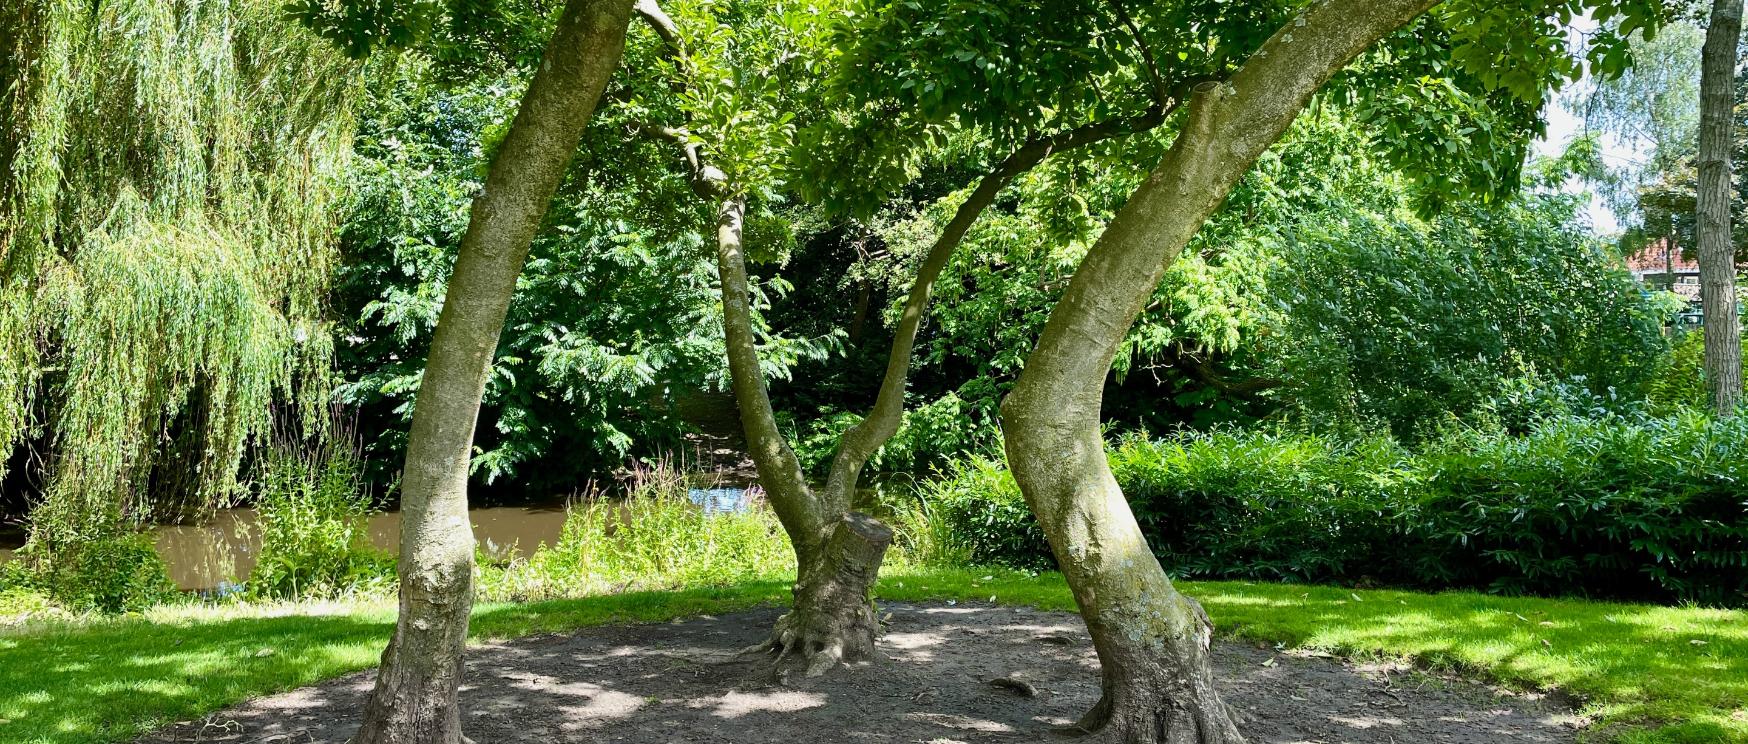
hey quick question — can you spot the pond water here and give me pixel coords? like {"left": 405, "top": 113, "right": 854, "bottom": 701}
{"left": 0, "top": 487, "right": 763, "bottom": 592}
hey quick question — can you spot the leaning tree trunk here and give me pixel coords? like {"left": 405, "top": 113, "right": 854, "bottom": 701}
{"left": 999, "top": 1, "right": 1436, "bottom": 741}
{"left": 711, "top": 193, "right": 895, "bottom": 675}
{"left": 640, "top": 0, "right": 1167, "bottom": 676}
{"left": 1699, "top": 0, "right": 1744, "bottom": 416}
{"left": 351, "top": 2, "right": 633, "bottom": 742}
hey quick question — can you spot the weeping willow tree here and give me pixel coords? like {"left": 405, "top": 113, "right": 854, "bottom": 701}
{"left": 0, "top": 0, "right": 354, "bottom": 548}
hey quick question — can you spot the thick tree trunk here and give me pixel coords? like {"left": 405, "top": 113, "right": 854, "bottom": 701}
{"left": 998, "top": 1, "right": 1437, "bottom": 741}
{"left": 1699, "top": 0, "right": 1744, "bottom": 415}
{"left": 758, "top": 512, "right": 894, "bottom": 677}
{"left": 350, "top": 2, "right": 633, "bottom": 742}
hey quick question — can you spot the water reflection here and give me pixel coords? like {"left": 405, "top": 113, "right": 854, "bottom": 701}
{"left": 688, "top": 486, "right": 756, "bottom": 514}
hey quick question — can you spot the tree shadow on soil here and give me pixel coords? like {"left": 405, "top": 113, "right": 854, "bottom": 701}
{"left": 136, "top": 602, "right": 1580, "bottom": 744}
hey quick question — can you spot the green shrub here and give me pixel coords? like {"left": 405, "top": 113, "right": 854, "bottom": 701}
{"left": 247, "top": 432, "right": 392, "bottom": 600}
{"left": 23, "top": 527, "right": 177, "bottom": 613}
{"left": 791, "top": 392, "right": 994, "bottom": 478}
{"left": 0, "top": 583, "right": 63, "bottom": 621}
{"left": 921, "top": 415, "right": 1748, "bottom": 606}
{"left": 904, "top": 456, "right": 1050, "bottom": 570}
{"left": 478, "top": 465, "right": 791, "bottom": 601}
{"left": 1417, "top": 413, "right": 1748, "bottom": 605}
{"left": 1647, "top": 329, "right": 1708, "bottom": 412}
{"left": 1116, "top": 431, "right": 1424, "bottom": 584}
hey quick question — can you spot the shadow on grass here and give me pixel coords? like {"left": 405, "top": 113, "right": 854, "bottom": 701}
{"left": 1178, "top": 579, "right": 1748, "bottom": 742}
{"left": 1, "top": 570, "right": 1741, "bottom": 744}
{"left": 0, "top": 580, "right": 795, "bottom": 744}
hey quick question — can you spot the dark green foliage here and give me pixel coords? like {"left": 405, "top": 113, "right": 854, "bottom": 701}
{"left": 788, "top": 392, "right": 991, "bottom": 478}
{"left": 333, "top": 61, "right": 731, "bottom": 489}
{"left": 1648, "top": 329, "right": 1710, "bottom": 411}
{"left": 906, "top": 456, "right": 1050, "bottom": 571}
{"left": 1412, "top": 416, "right": 1747, "bottom": 604}
{"left": 286, "top": 0, "right": 444, "bottom": 58}
{"left": 926, "top": 415, "right": 1748, "bottom": 606}
{"left": 1115, "top": 433, "right": 1418, "bottom": 585}
{"left": 1265, "top": 195, "right": 1677, "bottom": 437}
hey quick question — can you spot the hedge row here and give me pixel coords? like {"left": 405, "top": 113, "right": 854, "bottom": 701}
{"left": 920, "top": 413, "right": 1748, "bottom": 606}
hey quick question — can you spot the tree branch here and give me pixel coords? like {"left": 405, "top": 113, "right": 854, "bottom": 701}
{"left": 632, "top": 0, "right": 826, "bottom": 545}
{"left": 634, "top": 0, "right": 683, "bottom": 61}
{"left": 714, "top": 196, "right": 828, "bottom": 548}
{"left": 818, "top": 101, "right": 1184, "bottom": 505}
{"left": 629, "top": 121, "right": 726, "bottom": 198}
{"left": 1165, "top": 346, "right": 1282, "bottom": 396}
{"left": 1106, "top": 0, "right": 1169, "bottom": 105}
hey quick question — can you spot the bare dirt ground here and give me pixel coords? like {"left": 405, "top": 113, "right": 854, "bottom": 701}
{"left": 139, "top": 602, "right": 1580, "bottom": 744}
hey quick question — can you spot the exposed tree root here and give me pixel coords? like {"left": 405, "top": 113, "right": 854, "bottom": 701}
{"left": 741, "top": 512, "right": 892, "bottom": 678}
{"left": 1059, "top": 692, "right": 1245, "bottom": 744}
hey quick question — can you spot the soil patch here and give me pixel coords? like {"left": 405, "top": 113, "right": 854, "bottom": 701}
{"left": 138, "top": 602, "right": 1579, "bottom": 743}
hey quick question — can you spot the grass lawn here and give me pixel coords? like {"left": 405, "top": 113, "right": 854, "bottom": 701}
{"left": 1, "top": 569, "right": 1741, "bottom": 744}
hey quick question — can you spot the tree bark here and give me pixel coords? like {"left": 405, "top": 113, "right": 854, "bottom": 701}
{"left": 1699, "top": 0, "right": 1744, "bottom": 415}
{"left": 998, "top": 1, "right": 1437, "bottom": 742}
{"left": 712, "top": 192, "right": 893, "bottom": 674}
{"left": 350, "top": 2, "right": 633, "bottom": 742}
{"left": 640, "top": 0, "right": 1172, "bottom": 676}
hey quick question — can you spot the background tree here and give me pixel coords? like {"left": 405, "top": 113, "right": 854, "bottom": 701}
{"left": 829, "top": 0, "right": 1667, "bottom": 740}
{"left": 1697, "top": 0, "right": 1744, "bottom": 413}
{"left": 0, "top": 0, "right": 349, "bottom": 568}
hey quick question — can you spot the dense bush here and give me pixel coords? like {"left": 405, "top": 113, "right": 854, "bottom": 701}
{"left": 1647, "top": 329, "right": 1709, "bottom": 413}
{"left": 790, "top": 392, "right": 992, "bottom": 478}
{"left": 922, "top": 414, "right": 1748, "bottom": 606}
{"left": 248, "top": 433, "right": 392, "bottom": 600}
{"left": 897, "top": 456, "right": 1049, "bottom": 570}
{"left": 1261, "top": 197, "right": 1677, "bottom": 439}
{"left": 5, "top": 526, "right": 177, "bottom": 613}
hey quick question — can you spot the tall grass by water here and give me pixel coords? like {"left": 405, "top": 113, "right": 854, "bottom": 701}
{"left": 477, "top": 465, "right": 793, "bottom": 602}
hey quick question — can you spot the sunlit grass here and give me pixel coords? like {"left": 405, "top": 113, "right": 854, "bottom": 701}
{"left": 883, "top": 570, "right": 1747, "bottom": 744}
{"left": 0, "top": 570, "right": 1741, "bottom": 743}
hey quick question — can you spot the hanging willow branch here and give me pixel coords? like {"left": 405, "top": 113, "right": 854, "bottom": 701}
{"left": 0, "top": 0, "right": 355, "bottom": 543}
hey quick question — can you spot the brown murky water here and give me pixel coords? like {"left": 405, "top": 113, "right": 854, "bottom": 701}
{"left": 0, "top": 505, "right": 577, "bottom": 591}
{"left": 0, "top": 484, "right": 890, "bottom": 592}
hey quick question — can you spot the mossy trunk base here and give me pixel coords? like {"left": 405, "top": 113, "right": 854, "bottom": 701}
{"left": 745, "top": 512, "right": 892, "bottom": 677}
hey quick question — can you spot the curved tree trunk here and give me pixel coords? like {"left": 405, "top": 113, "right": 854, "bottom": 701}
{"left": 647, "top": 0, "right": 1174, "bottom": 677}
{"left": 350, "top": 2, "right": 633, "bottom": 742}
{"left": 713, "top": 193, "right": 894, "bottom": 674}
{"left": 1699, "top": 0, "right": 1744, "bottom": 416}
{"left": 998, "top": 1, "right": 1437, "bottom": 741}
